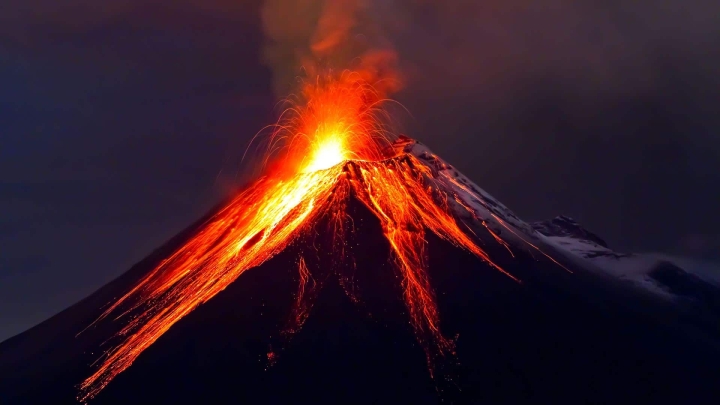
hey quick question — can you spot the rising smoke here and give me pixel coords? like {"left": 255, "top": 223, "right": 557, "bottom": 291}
{"left": 259, "top": 0, "right": 402, "bottom": 98}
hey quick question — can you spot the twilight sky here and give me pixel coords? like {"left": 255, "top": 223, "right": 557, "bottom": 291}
{"left": 1, "top": 0, "right": 719, "bottom": 341}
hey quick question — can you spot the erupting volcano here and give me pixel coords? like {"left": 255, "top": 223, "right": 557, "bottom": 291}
{"left": 3, "top": 72, "right": 720, "bottom": 405}
{"left": 4, "top": 0, "right": 720, "bottom": 403}
{"left": 77, "top": 72, "right": 536, "bottom": 402}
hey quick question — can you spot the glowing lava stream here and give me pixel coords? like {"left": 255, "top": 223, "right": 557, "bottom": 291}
{"left": 78, "top": 73, "right": 521, "bottom": 402}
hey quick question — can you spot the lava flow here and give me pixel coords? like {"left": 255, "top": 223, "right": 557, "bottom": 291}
{"left": 78, "top": 71, "right": 521, "bottom": 402}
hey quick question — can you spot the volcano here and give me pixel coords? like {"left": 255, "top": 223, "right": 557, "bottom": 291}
{"left": 2, "top": 69, "right": 720, "bottom": 404}
{"left": 2, "top": 134, "right": 720, "bottom": 404}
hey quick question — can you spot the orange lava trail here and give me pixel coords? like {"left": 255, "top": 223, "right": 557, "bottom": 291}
{"left": 79, "top": 72, "right": 524, "bottom": 402}
{"left": 490, "top": 213, "right": 573, "bottom": 274}
{"left": 267, "top": 255, "right": 320, "bottom": 369}
{"left": 79, "top": 168, "right": 343, "bottom": 402}
{"left": 345, "top": 156, "right": 522, "bottom": 370}
{"left": 442, "top": 173, "right": 570, "bottom": 273}
{"left": 284, "top": 256, "right": 317, "bottom": 337}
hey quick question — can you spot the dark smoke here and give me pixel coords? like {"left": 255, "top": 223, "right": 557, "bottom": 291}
{"left": 5, "top": 1, "right": 717, "bottom": 103}
{"left": 260, "top": 0, "right": 401, "bottom": 97}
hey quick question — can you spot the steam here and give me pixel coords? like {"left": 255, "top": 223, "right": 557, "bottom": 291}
{"left": 260, "top": 0, "right": 402, "bottom": 97}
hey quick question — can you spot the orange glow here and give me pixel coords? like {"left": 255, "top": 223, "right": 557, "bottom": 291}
{"left": 305, "top": 137, "right": 345, "bottom": 171}
{"left": 285, "top": 256, "right": 316, "bottom": 337}
{"left": 78, "top": 72, "right": 531, "bottom": 402}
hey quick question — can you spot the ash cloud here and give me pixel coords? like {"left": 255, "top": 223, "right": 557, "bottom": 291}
{"left": 7, "top": 1, "right": 717, "bottom": 105}
{"left": 259, "top": 0, "right": 401, "bottom": 97}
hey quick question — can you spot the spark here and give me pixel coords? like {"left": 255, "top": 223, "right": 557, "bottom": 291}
{"left": 78, "top": 71, "right": 557, "bottom": 403}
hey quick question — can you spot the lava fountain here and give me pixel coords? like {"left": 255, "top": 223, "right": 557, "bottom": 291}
{"left": 77, "top": 71, "right": 523, "bottom": 403}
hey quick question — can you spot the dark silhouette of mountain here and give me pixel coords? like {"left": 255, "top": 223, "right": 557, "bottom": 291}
{"left": 2, "top": 142, "right": 720, "bottom": 404}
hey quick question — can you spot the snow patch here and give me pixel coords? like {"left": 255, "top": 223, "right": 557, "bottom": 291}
{"left": 537, "top": 231, "right": 720, "bottom": 302}
{"left": 539, "top": 233, "right": 674, "bottom": 297}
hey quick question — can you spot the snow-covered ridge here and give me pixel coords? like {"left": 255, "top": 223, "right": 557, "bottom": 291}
{"left": 398, "top": 137, "right": 719, "bottom": 306}
{"left": 399, "top": 137, "right": 535, "bottom": 237}
{"left": 531, "top": 216, "right": 622, "bottom": 258}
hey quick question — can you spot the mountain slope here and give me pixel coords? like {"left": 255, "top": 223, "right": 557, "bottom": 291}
{"left": 1, "top": 138, "right": 719, "bottom": 404}
{"left": 532, "top": 215, "right": 720, "bottom": 309}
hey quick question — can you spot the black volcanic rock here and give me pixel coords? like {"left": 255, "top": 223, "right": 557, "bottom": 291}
{"left": 532, "top": 215, "right": 610, "bottom": 248}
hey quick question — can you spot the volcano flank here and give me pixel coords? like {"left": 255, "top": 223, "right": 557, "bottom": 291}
{"left": 0, "top": 138, "right": 720, "bottom": 404}
{"left": 1, "top": 137, "right": 720, "bottom": 404}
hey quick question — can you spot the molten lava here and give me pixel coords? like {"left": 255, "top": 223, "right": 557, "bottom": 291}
{"left": 78, "top": 72, "right": 530, "bottom": 402}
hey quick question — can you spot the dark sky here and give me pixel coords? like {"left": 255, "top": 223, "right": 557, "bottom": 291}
{"left": 1, "top": 0, "right": 719, "bottom": 341}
